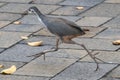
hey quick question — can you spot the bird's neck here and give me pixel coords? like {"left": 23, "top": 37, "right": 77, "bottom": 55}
{"left": 34, "top": 10, "right": 45, "bottom": 20}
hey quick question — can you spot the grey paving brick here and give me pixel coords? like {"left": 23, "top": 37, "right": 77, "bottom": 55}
{"left": 0, "top": 75, "right": 49, "bottom": 80}
{"left": 1, "top": 24, "right": 42, "bottom": 32}
{"left": 52, "top": 6, "right": 90, "bottom": 16}
{"left": 80, "top": 3, "right": 120, "bottom": 17}
{"left": 51, "top": 62, "right": 117, "bottom": 80}
{"left": 95, "top": 28, "right": 120, "bottom": 39}
{"left": 0, "top": 31, "right": 31, "bottom": 48}
{"left": 21, "top": 36, "right": 56, "bottom": 46}
{"left": 34, "top": 28, "right": 54, "bottom": 37}
{"left": 105, "top": 0, "right": 120, "bottom": 3}
{"left": 60, "top": 38, "right": 120, "bottom": 51}
{"left": 49, "top": 15, "right": 82, "bottom": 22}
{"left": 100, "top": 77, "right": 119, "bottom": 80}
{"left": 105, "top": 66, "right": 120, "bottom": 79}
{"left": 103, "top": 16, "right": 120, "bottom": 28}
{"left": 60, "top": 0, "right": 104, "bottom": 6}
{"left": 46, "top": 49, "right": 88, "bottom": 59}
{"left": 0, "top": 44, "right": 53, "bottom": 62}
{"left": 76, "top": 17, "right": 112, "bottom": 27}
{"left": 32, "top": 0, "right": 64, "bottom": 4}
{"left": 0, "top": 21, "right": 11, "bottom": 28}
{"left": 81, "top": 51, "right": 120, "bottom": 63}
{"left": 81, "top": 27, "right": 106, "bottom": 38}
{"left": 59, "top": 43, "right": 83, "bottom": 49}
{"left": 0, "top": 13, "right": 21, "bottom": 21}
{"left": 0, "top": 0, "right": 31, "bottom": 3}
{"left": 19, "top": 15, "right": 45, "bottom": 25}
{"left": 0, "top": 3, "right": 60, "bottom": 14}
{"left": 0, "top": 48, "right": 4, "bottom": 52}
{"left": 0, "top": 61, "right": 25, "bottom": 71}
{"left": 0, "top": 2, "right": 6, "bottom": 6}
{"left": 14, "top": 57, "right": 77, "bottom": 77}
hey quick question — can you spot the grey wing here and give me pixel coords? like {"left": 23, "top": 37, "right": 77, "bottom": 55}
{"left": 46, "top": 18, "right": 84, "bottom": 36}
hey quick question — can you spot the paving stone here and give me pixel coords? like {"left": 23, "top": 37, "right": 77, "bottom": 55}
{"left": 52, "top": 6, "right": 90, "bottom": 16}
{"left": 100, "top": 77, "right": 120, "bottom": 80}
{"left": 34, "top": 28, "right": 54, "bottom": 37}
{"left": 105, "top": 66, "right": 120, "bottom": 79}
{"left": 76, "top": 17, "right": 112, "bottom": 27}
{"left": 80, "top": 51, "right": 120, "bottom": 63}
{"left": 0, "top": 31, "right": 31, "bottom": 48}
{"left": 1, "top": 24, "right": 43, "bottom": 32}
{"left": 60, "top": 38, "right": 120, "bottom": 50}
{"left": 0, "top": 44, "right": 53, "bottom": 62}
{"left": 0, "top": 2, "right": 6, "bottom": 6}
{"left": 103, "top": 16, "right": 120, "bottom": 28}
{"left": 0, "top": 13, "right": 21, "bottom": 21}
{"left": 59, "top": 43, "right": 83, "bottom": 49}
{"left": 95, "top": 28, "right": 120, "bottom": 39}
{"left": 0, "top": 75, "right": 49, "bottom": 80}
{"left": 33, "top": 0, "right": 63, "bottom": 4}
{"left": 0, "top": 61, "right": 25, "bottom": 71}
{"left": 0, "top": 21, "right": 11, "bottom": 28}
{"left": 81, "top": 27, "right": 106, "bottom": 38}
{"left": 49, "top": 15, "right": 82, "bottom": 22}
{"left": 46, "top": 49, "right": 88, "bottom": 59}
{"left": 14, "top": 57, "right": 77, "bottom": 77}
{"left": 60, "top": 0, "right": 104, "bottom": 6}
{"left": 21, "top": 36, "right": 56, "bottom": 46}
{"left": 51, "top": 62, "right": 117, "bottom": 80}
{"left": 19, "top": 15, "right": 45, "bottom": 25}
{"left": 80, "top": 3, "right": 120, "bottom": 17}
{"left": 0, "top": 48, "right": 4, "bottom": 53}
{"left": 105, "top": 0, "right": 120, "bottom": 3}
{"left": 0, "top": 0, "right": 31, "bottom": 3}
{"left": 0, "top": 3, "right": 60, "bottom": 14}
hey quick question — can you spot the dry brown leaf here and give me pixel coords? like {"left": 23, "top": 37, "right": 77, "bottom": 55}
{"left": 13, "top": 21, "right": 21, "bottom": 25}
{"left": 112, "top": 40, "right": 120, "bottom": 45}
{"left": 27, "top": 41, "right": 43, "bottom": 47}
{"left": 0, "top": 64, "right": 3, "bottom": 68}
{"left": 76, "top": 6, "right": 84, "bottom": 10}
{"left": 21, "top": 36, "right": 28, "bottom": 40}
{"left": 1, "top": 65, "right": 16, "bottom": 74}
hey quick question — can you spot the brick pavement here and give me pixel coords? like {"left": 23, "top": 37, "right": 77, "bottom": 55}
{"left": 0, "top": 0, "right": 120, "bottom": 80}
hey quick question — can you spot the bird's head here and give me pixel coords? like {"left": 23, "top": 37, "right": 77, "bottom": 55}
{"left": 28, "top": 6, "right": 37, "bottom": 14}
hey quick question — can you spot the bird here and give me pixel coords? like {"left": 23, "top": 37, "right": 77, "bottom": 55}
{"left": 27, "top": 6, "right": 103, "bottom": 71}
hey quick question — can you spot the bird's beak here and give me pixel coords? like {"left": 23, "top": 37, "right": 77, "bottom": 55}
{"left": 28, "top": 10, "right": 32, "bottom": 14}
{"left": 22, "top": 10, "right": 28, "bottom": 15}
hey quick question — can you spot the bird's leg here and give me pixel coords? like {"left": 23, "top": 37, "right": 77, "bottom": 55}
{"left": 81, "top": 44, "right": 99, "bottom": 71}
{"left": 80, "top": 52, "right": 106, "bottom": 63}
{"left": 72, "top": 41, "right": 101, "bottom": 71}
{"left": 27, "top": 38, "right": 60, "bottom": 59}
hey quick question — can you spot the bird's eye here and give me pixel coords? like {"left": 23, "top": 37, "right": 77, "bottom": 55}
{"left": 28, "top": 9, "right": 34, "bottom": 13}
{"left": 30, "top": 9, "right": 34, "bottom": 12}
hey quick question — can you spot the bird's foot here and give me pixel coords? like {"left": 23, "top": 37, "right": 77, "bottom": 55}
{"left": 27, "top": 52, "right": 45, "bottom": 57}
{"left": 27, "top": 51, "right": 46, "bottom": 60}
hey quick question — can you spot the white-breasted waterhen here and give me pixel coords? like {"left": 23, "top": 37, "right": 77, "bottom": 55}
{"left": 27, "top": 6, "right": 104, "bottom": 71}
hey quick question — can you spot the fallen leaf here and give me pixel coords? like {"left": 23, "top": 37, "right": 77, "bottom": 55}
{"left": 112, "top": 40, "right": 120, "bottom": 45}
{"left": 76, "top": 6, "right": 84, "bottom": 10}
{"left": 0, "top": 64, "right": 3, "bottom": 68}
{"left": 13, "top": 21, "right": 21, "bottom": 25}
{"left": 21, "top": 36, "right": 28, "bottom": 40}
{"left": 1, "top": 65, "right": 16, "bottom": 74}
{"left": 27, "top": 41, "right": 43, "bottom": 47}
{"left": 83, "top": 28, "right": 90, "bottom": 31}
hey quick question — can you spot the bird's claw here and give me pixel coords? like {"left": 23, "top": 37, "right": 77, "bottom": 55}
{"left": 27, "top": 52, "right": 45, "bottom": 58}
